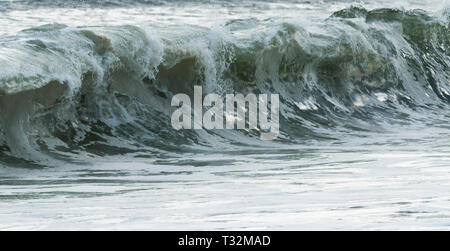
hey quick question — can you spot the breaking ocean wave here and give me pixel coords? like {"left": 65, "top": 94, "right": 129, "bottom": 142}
{"left": 0, "top": 5, "right": 448, "bottom": 166}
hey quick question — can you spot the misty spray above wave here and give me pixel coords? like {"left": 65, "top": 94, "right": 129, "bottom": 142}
{"left": 0, "top": 5, "right": 449, "bottom": 166}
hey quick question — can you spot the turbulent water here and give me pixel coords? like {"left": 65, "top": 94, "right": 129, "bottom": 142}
{"left": 0, "top": 0, "right": 449, "bottom": 230}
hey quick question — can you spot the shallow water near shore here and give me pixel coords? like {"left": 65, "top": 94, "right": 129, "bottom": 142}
{"left": 0, "top": 0, "right": 449, "bottom": 230}
{"left": 2, "top": 122, "right": 450, "bottom": 230}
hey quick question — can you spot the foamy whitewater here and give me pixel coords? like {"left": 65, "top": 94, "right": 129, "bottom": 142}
{"left": 0, "top": 0, "right": 449, "bottom": 230}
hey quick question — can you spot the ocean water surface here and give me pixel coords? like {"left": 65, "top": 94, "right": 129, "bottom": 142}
{"left": 0, "top": 0, "right": 449, "bottom": 230}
